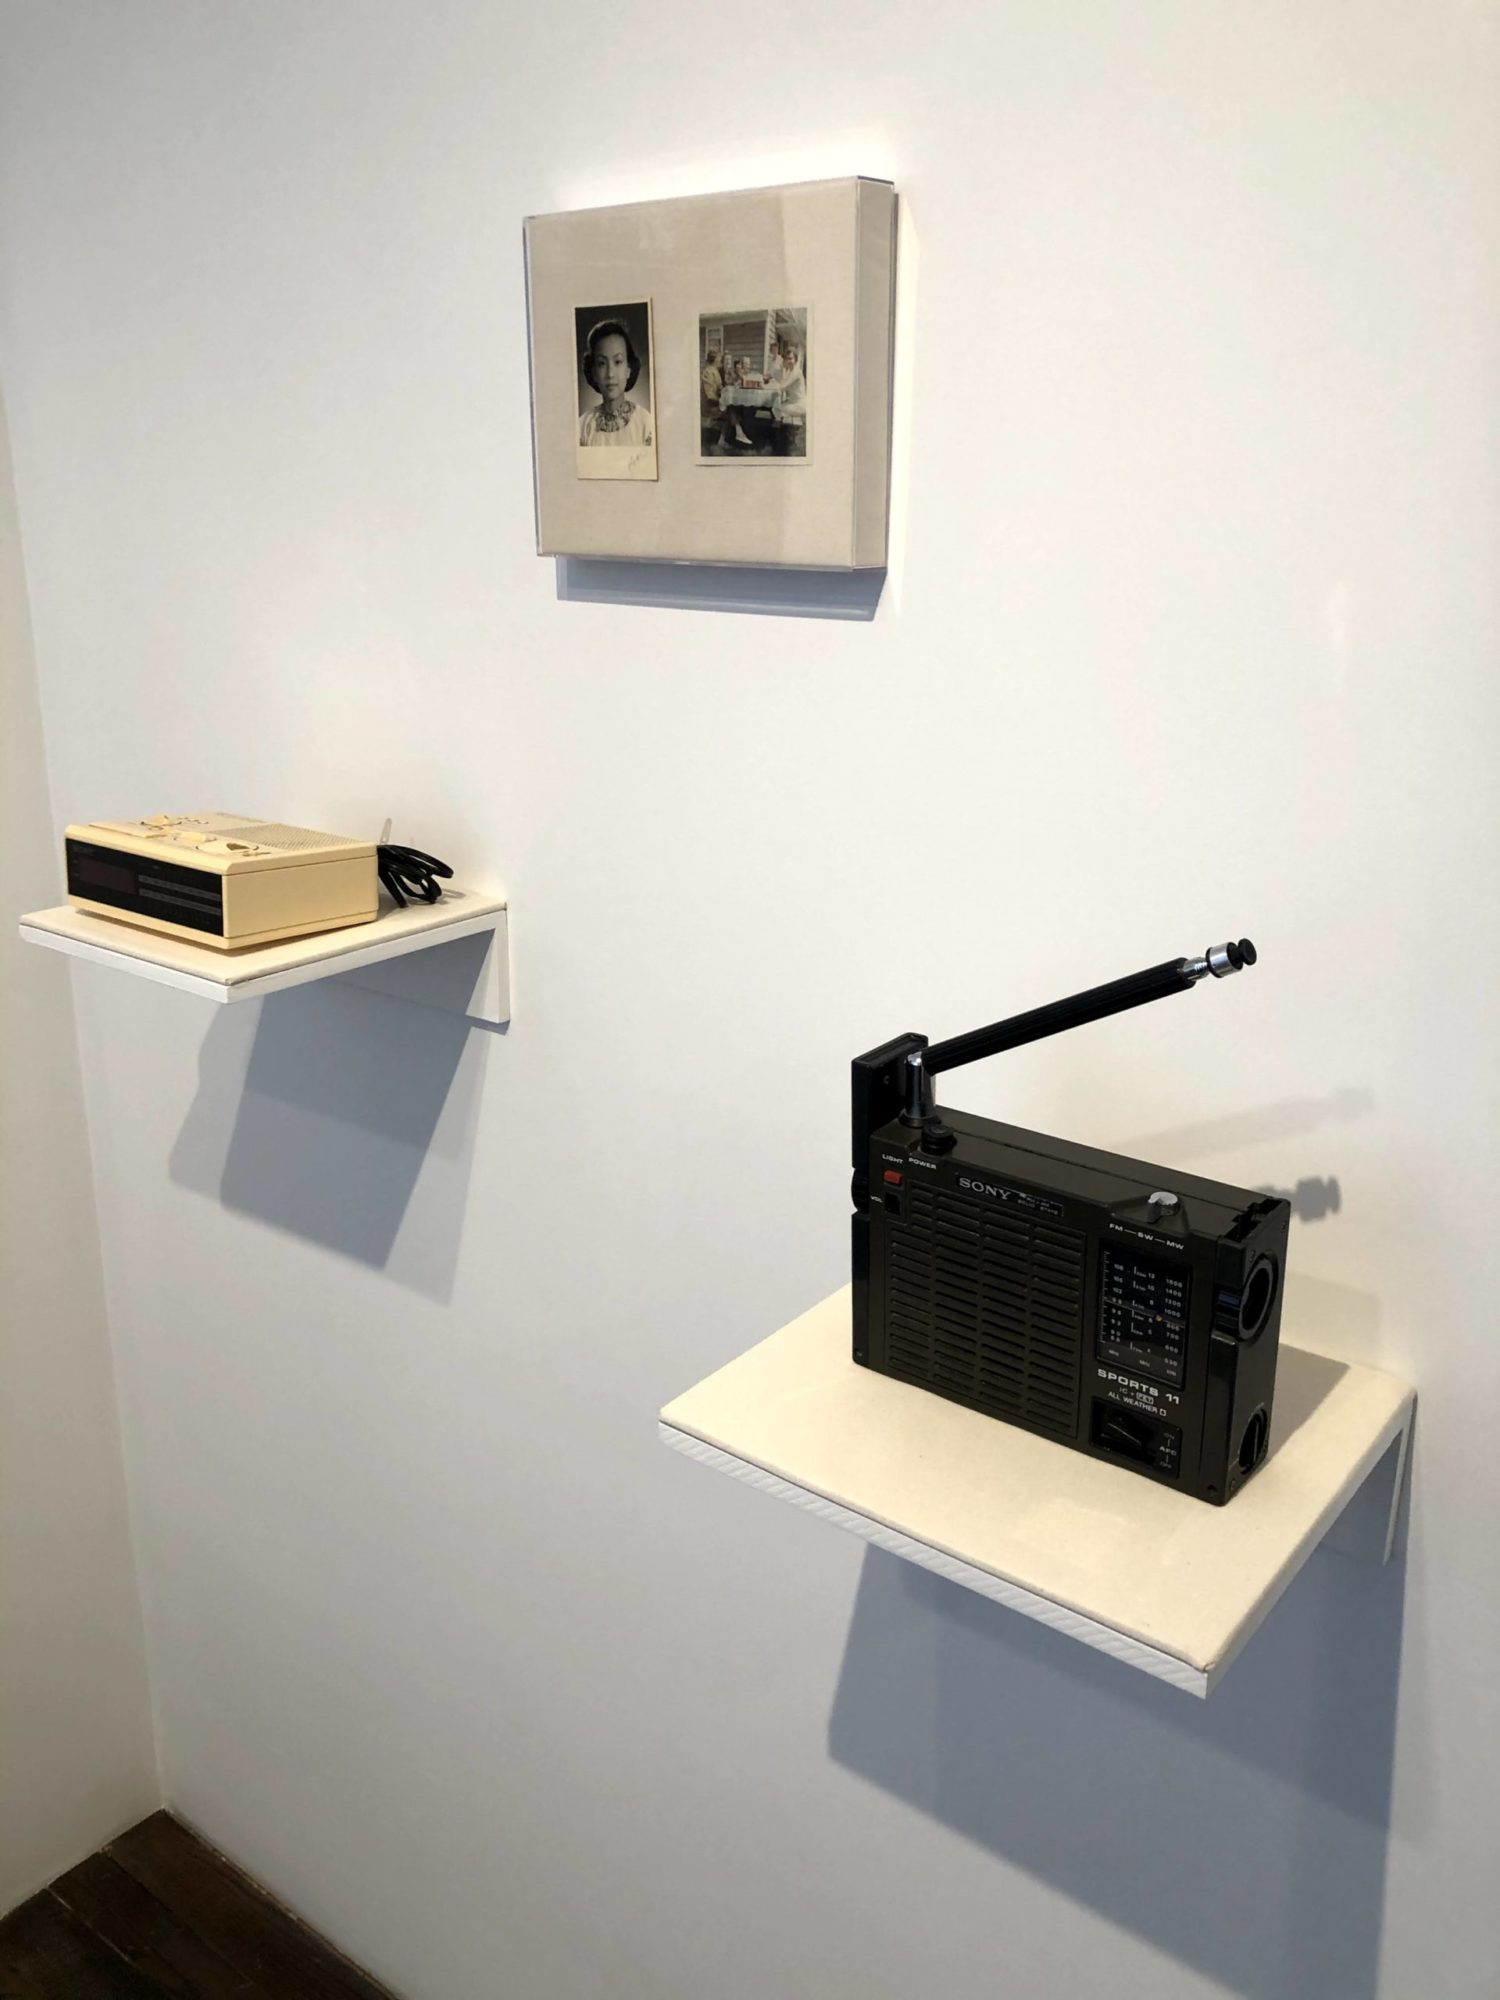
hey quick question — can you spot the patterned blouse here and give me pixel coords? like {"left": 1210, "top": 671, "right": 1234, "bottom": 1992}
{"left": 579, "top": 401, "right": 654, "bottom": 448}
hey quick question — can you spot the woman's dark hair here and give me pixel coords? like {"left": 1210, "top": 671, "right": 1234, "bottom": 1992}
{"left": 581, "top": 318, "right": 641, "bottom": 393}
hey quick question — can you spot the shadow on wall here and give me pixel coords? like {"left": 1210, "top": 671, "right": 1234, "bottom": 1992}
{"left": 168, "top": 973, "right": 489, "bottom": 1303}
{"left": 1112, "top": 1089, "right": 1373, "bottom": 1174}
{"left": 556, "top": 556, "right": 886, "bottom": 621}
{"left": 1261, "top": 1176, "right": 1341, "bottom": 1223}
{"left": 829, "top": 1518, "right": 1406, "bottom": 2000}
{"left": 1114, "top": 1085, "right": 1358, "bottom": 1232}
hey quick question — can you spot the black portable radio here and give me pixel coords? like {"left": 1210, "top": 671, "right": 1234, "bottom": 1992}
{"left": 850, "top": 941, "right": 1289, "bottom": 1506}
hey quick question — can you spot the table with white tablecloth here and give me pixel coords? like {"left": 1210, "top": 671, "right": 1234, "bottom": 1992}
{"left": 718, "top": 385, "right": 785, "bottom": 415}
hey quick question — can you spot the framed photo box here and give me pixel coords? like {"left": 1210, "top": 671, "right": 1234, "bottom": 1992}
{"left": 524, "top": 177, "right": 896, "bottom": 571}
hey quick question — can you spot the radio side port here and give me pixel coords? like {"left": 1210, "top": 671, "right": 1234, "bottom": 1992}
{"left": 1238, "top": 1258, "right": 1278, "bottom": 1340}
{"left": 1237, "top": 1406, "right": 1269, "bottom": 1475}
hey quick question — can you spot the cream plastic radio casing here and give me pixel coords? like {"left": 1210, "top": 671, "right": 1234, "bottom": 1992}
{"left": 64, "top": 814, "right": 379, "bottom": 951}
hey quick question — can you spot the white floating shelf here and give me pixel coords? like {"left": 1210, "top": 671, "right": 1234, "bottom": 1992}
{"left": 660, "top": 1288, "right": 1414, "bottom": 1696}
{"left": 19, "top": 890, "right": 509, "bottom": 1025}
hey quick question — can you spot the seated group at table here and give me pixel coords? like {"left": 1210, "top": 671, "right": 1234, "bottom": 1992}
{"left": 700, "top": 343, "right": 806, "bottom": 456}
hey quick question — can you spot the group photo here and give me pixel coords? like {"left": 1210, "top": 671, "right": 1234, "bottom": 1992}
{"left": 698, "top": 307, "right": 809, "bottom": 461}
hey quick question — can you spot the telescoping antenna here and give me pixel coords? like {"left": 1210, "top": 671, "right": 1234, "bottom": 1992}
{"left": 898, "top": 940, "right": 1258, "bottom": 1147}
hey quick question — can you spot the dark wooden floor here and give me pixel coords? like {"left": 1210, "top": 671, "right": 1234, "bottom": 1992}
{"left": 0, "top": 1812, "right": 396, "bottom": 1998}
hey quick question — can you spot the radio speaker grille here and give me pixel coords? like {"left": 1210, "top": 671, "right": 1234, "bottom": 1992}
{"left": 217, "top": 822, "right": 359, "bottom": 852}
{"left": 884, "top": 1185, "right": 1085, "bottom": 1434}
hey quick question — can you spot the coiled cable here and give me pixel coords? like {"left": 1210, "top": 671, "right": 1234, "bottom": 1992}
{"left": 377, "top": 843, "right": 453, "bottom": 909}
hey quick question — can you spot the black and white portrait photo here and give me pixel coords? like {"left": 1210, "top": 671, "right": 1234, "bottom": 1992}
{"left": 574, "top": 301, "right": 658, "bottom": 481}
{"left": 698, "top": 307, "right": 809, "bottom": 463}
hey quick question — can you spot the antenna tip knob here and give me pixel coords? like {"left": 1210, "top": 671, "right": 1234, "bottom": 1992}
{"left": 1205, "top": 938, "right": 1258, "bottom": 977}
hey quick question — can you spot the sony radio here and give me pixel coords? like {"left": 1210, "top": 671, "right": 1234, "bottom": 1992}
{"left": 850, "top": 940, "right": 1289, "bottom": 1505}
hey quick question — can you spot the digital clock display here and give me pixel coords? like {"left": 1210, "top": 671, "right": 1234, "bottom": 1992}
{"left": 72, "top": 856, "right": 135, "bottom": 895}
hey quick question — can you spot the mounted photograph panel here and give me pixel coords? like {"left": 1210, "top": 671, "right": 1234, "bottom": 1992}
{"left": 524, "top": 177, "right": 896, "bottom": 570}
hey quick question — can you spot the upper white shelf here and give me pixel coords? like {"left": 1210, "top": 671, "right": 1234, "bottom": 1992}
{"left": 19, "top": 889, "right": 509, "bottom": 1024}
{"left": 660, "top": 1287, "right": 1414, "bottom": 1697}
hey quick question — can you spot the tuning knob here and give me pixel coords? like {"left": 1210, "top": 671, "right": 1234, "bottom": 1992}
{"left": 1147, "top": 1190, "right": 1181, "bottom": 1223}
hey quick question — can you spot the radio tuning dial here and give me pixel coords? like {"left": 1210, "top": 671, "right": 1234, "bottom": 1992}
{"left": 1147, "top": 1191, "right": 1181, "bottom": 1222}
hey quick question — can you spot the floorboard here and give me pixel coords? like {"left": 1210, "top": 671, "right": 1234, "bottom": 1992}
{"left": 0, "top": 1814, "right": 396, "bottom": 2000}
{"left": 0, "top": 1893, "right": 165, "bottom": 2000}
{"left": 106, "top": 1818, "right": 394, "bottom": 2000}
{"left": 51, "top": 1852, "right": 262, "bottom": 1998}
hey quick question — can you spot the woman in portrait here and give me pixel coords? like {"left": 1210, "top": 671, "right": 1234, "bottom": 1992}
{"left": 578, "top": 318, "right": 654, "bottom": 448}
{"left": 774, "top": 337, "right": 806, "bottom": 456}
{"left": 701, "top": 344, "right": 725, "bottom": 452}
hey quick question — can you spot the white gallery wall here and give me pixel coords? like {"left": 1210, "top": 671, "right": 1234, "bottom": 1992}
{"left": 0, "top": 394, "right": 158, "bottom": 1908}
{"left": 1, "top": 3, "right": 1497, "bottom": 1995}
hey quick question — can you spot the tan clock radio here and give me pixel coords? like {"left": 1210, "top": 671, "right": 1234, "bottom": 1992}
{"left": 64, "top": 814, "right": 379, "bottom": 951}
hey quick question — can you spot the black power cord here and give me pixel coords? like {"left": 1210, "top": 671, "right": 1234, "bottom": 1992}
{"left": 377, "top": 843, "right": 454, "bottom": 909}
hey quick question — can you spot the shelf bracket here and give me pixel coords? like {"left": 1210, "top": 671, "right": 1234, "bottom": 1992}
{"left": 338, "top": 914, "right": 509, "bottom": 1027}
{"left": 1319, "top": 1405, "right": 1415, "bottom": 1564}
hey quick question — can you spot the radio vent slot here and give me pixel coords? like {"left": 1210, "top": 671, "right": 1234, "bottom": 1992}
{"left": 885, "top": 1185, "right": 1085, "bottom": 1434}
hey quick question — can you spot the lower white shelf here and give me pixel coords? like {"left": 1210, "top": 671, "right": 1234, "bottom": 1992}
{"left": 19, "top": 890, "right": 509, "bottom": 1024}
{"left": 660, "top": 1288, "right": 1415, "bottom": 1696}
